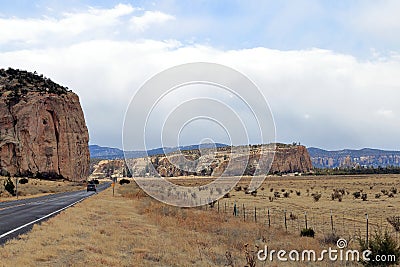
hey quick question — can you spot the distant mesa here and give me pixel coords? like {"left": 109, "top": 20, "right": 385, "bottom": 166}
{"left": 90, "top": 143, "right": 313, "bottom": 177}
{"left": 0, "top": 68, "right": 90, "bottom": 181}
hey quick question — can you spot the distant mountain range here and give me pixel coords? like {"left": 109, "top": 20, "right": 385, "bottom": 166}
{"left": 308, "top": 147, "right": 400, "bottom": 168}
{"left": 90, "top": 145, "right": 400, "bottom": 168}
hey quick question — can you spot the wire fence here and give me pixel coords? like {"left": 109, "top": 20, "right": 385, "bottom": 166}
{"left": 197, "top": 199, "right": 400, "bottom": 245}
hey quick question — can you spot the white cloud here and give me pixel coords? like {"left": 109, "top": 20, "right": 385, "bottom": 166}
{"left": 377, "top": 109, "right": 394, "bottom": 117}
{"left": 0, "top": 4, "right": 174, "bottom": 47}
{"left": 1, "top": 3, "right": 400, "bottom": 150}
{"left": 130, "top": 11, "right": 175, "bottom": 31}
{"left": 2, "top": 41, "right": 400, "bottom": 150}
{"left": 349, "top": 0, "right": 400, "bottom": 42}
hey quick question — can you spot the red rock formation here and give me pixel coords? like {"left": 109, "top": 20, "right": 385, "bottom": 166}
{"left": 0, "top": 68, "right": 89, "bottom": 181}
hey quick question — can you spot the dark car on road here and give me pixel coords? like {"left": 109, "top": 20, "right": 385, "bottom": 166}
{"left": 87, "top": 184, "right": 97, "bottom": 192}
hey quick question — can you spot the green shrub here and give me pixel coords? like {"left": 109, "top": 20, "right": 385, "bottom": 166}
{"left": 19, "top": 178, "right": 28, "bottom": 184}
{"left": 359, "top": 228, "right": 400, "bottom": 266}
{"left": 300, "top": 228, "right": 315, "bottom": 238}
{"left": 4, "top": 177, "right": 15, "bottom": 196}
{"left": 312, "top": 192, "right": 322, "bottom": 202}
{"left": 362, "top": 193, "right": 368, "bottom": 201}
{"left": 119, "top": 178, "right": 131, "bottom": 185}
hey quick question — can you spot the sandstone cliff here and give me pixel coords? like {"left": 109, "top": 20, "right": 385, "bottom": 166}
{"left": 120, "top": 144, "right": 313, "bottom": 178}
{"left": 0, "top": 68, "right": 89, "bottom": 181}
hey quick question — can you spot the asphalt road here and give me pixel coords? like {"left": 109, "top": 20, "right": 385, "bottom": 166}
{"left": 0, "top": 182, "right": 110, "bottom": 245}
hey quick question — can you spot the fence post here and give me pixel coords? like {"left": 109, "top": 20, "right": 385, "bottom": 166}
{"left": 218, "top": 201, "right": 220, "bottom": 213}
{"left": 366, "top": 213, "right": 369, "bottom": 248}
{"left": 305, "top": 212, "right": 308, "bottom": 229}
{"left": 284, "top": 210, "right": 287, "bottom": 232}
{"left": 255, "top": 207, "right": 257, "bottom": 223}
{"left": 243, "top": 204, "right": 246, "bottom": 221}
{"left": 224, "top": 202, "right": 226, "bottom": 214}
{"left": 268, "top": 209, "right": 271, "bottom": 227}
{"left": 330, "top": 210, "right": 334, "bottom": 233}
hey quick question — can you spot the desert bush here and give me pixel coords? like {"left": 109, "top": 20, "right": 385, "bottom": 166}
{"left": 335, "top": 188, "right": 346, "bottom": 195}
{"left": 353, "top": 191, "right": 361, "bottom": 199}
{"left": 387, "top": 216, "right": 400, "bottom": 232}
{"left": 209, "top": 200, "right": 217, "bottom": 208}
{"left": 312, "top": 192, "right": 321, "bottom": 202}
{"left": 268, "top": 196, "right": 274, "bottom": 202}
{"left": 223, "top": 193, "right": 231, "bottom": 198}
{"left": 283, "top": 192, "right": 290, "bottom": 198}
{"left": 3, "top": 177, "right": 15, "bottom": 196}
{"left": 19, "top": 178, "right": 28, "bottom": 184}
{"left": 390, "top": 187, "right": 397, "bottom": 194}
{"left": 289, "top": 212, "right": 297, "bottom": 220}
{"left": 381, "top": 189, "right": 389, "bottom": 195}
{"left": 388, "top": 192, "right": 395, "bottom": 198}
{"left": 274, "top": 191, "right": 280, "bottom": 198}
{"left": 296, "top": 190, "right": 301, "bottom": 196}
{"left": 250, "top": 190, "right": 257, "bottom": 197}
{"left": 234, "top": 186, "right": 242, "bottom": 191}
{"left": 300, "top": 228, "right": 315, "bottom": 238}
{"left": 331, "top": 190, "right": 343, "bottom": 201}
{"left": 119, "top": 178, "right": 130, "bottom": 185}
{"left": 375, "top": 193, "right": 381, "bottom": 199}
{"left": 243, "top": 244, "right": 256, "bottom": 267}
{"left": 281, "top": 188, "right": 286, "bottom": 192}
{"left": 270, "top": 188, "right": 274, "bottom": 192}
{"left": 358, "top": 228, "right": 400, "bottom": 266}
{"left": 322, "top": 232, "right": 340, "bottom": 245}
{"left": 361, "top": 193, "right": 368, "bottom": 201}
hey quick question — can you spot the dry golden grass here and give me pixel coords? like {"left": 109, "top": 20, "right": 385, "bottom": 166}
{"left": 221, "top": 174, "right": 400, "bottom": 240}
{"left": 0, "top": 181, "right": 350, "bottom": 267}
{"left": 1, "top": 174, "right": 398, "bottom": 266}
{"left": 0, "top": 176, "right": 85, "bottom": 201}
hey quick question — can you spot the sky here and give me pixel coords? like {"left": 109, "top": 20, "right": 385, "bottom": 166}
{"left": 0, "top": 0, "right": 399, "bottom": 150}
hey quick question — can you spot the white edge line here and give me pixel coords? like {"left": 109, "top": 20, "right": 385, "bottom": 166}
{"left": 0, "top": 193, "right": 93, "bottom": 240}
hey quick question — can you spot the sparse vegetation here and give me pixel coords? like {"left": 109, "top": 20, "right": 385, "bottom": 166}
{"left": 353, "top": 191, "right": 361, "bottom": 199}
{"left": 300, "top": 228, "right": 315, "bottom": 238}
{"left": 19, "top": 178, "right": 29, "bottom": 184}
{"left": 3, "top": 177, "right": 15, "bottom": 196}
{"left": 312, "top": 192, "right": 321, "bottom": 202}
{"left": 322, "top": 232, "right": 340, "bottom": 245}
{"left": 359, "top": 228, "right": 400, "bottom": 266}
{"left": 361, "top": 193, "right": 368, "bottom": 201}
{"left": 119, "top": 178, "right": 131, "bottom": 185}
{"left": 1, "top": 174, "right": 399, "bottom": 266}
{"left": 387, "top": 216, "right": 400, "bottom": 232}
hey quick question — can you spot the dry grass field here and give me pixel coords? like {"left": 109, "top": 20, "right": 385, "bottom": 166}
{"left": 0, "top": 174, "right": 399, "bottom": 266}
{"left": 215, "top": 174, "right": 400, "bottom": 240}
{"left": 0, "top": 176, "right": 86, "bottom": 201}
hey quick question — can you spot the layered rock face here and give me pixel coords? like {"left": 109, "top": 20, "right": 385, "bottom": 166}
{"left": 0, "top": 68, "right": 89, "bottom": 181}
{"left": 270, "top": 145, "right": 313, "bottom": 173}
{"left": 124, "top": 144, "right": 313, "bottom": 177}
